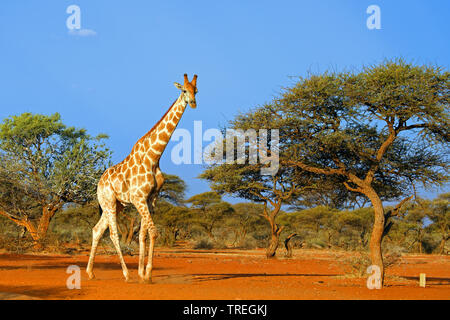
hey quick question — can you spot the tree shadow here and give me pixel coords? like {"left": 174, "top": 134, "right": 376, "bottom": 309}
{"left": 400, "top": 276, "right": 450, "bottom": 286}
{"left": 191, "top": 273, "right": 340, "bottom": 282}
{"left": 0, "top": 254, "right": 65, "bottom": 261}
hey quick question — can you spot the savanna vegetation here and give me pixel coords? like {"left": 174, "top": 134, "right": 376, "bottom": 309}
{"left": 0, "top": 60, "right": 448, "bottom": 288}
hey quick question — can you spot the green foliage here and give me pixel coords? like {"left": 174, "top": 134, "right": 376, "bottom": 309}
{"left": 261, "top": 60, "right": 449, "bottom": 201}
{"left": 225, "top": 203, "right": 267, "bottom": 248}
{"left": 159, "top": 173, "right": 187, "bottom": 205}
{"left": 426, "top": 193, "right": 449, "bottom": 254}
{"left": 0, "top": 112, "right": 111, "bottom": 241}
{"left": 49, "top": 202, "right": 100, "bottom": 244}
{"left": 155, "top": 202, "right": 192, "bottom": 246}
{"left": 0, "top": 113, "right": 111, "bottom": 204}
{"left": 186, "top": 192, "right": 234, "bottom": 241}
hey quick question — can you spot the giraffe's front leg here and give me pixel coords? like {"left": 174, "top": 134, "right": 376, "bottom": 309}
{"left": 86, "top": 214, "right": 109, "bottom": 280}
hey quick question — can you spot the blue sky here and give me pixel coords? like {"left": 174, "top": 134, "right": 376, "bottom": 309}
{"left": 0, "top": 1, "right": 448, "bottom": 202}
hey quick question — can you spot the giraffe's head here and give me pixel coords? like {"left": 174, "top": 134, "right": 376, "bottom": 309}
{"left": 174, "top": 74, "right": 198, "bottom": 109}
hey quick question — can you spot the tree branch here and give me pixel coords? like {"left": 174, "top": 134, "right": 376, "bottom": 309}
{"left": 284, "top": 160, "right": 346, "bottom": 177}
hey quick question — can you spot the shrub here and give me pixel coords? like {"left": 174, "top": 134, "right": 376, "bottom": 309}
{"left": 194, "top": 238, "right": 214, "bottom": 250}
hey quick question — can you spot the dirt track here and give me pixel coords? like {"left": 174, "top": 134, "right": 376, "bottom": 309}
{"left": 0, "top": 248, "right": 448, "bottom": 300}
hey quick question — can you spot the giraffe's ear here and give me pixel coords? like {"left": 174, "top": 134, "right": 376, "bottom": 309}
{"left": 174, "top": 82, "right": 183, "bottom": 90}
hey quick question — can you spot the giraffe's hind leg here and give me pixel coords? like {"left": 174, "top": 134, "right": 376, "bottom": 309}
{"left": 106, "top": 209, "right": 130, "bottom": 282}
{"left": 86, "top": 213, "right": 108, "bottom": 280}
{"left": 145, "top": 193, "right": 160, "bottom": 283}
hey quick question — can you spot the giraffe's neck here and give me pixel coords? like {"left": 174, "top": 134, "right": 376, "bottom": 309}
{"left": 134, "top": 95, "right": 187, "bottom": 165}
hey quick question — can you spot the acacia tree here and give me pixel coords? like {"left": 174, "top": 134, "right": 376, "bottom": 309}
{"left": 427, "top": 193, "right": 449, "bottom": 254}
{"left": 185, "top": 192, "right": 234, "bottom": 242}
{"left": 337, "top": 208, "right": 373, "bottom": 249}
{"left": 159, "top": 174, "right": 187, "bottom": 206}
{"left": 153, "top": 174, "right": 188, "bottom": 245}
{"left": 403, "top": 200, "right": 429, "bottom": 253}
{"left": 154, "top": 203, "right": 192, "bottom": 246}
{"left": 200, "top": 156, "right": 316, "bottom": 257}
{"left": 0, "top": 113, "right": 110, "bottom": 246}
{"left": 199, "top": 102, "right": 355, "bottom": 257}
{"left": 226, "top": 203, "right": 266, "bottom": 248}
{"left": 249, "top": 60, "right": 448, "bottom": 285}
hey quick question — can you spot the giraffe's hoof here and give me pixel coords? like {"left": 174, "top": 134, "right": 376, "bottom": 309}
{"left": 139, "top": 278, "right": 151, "bottom": 284}
{"left": 87, "top": 273, "right": 95, "bottom": 280}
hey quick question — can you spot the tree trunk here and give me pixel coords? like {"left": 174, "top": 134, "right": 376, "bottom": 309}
{"left": 0, "top": 208, "right": 54, "bottom": 249}
{"left": 125, "top": 217, "right": 136, "bottom": 245}
{"left": 35, "top": 203, "right": 61, "bottom": 247}
{"left": 359, "top": 229, "right": 367, "bottom": 248}
{"left": 263, "top": 201, "right": 284, "bottom": 258}
{"left": 266, "top": 222, "right": 283, "bottom": 258}
{"left": 418, "top": 233, "right": 423, "bottom": 254}
{"left": 365, "top": 188, "right": 385, "bottom": 286}
{"left": 284, "top": 233, "right": 297, "bottom": 258}
{"left": 327, "top": 231, "right": 333, "bottom": 249}
{"left": 439, "top": 235, "right": 449, "bottom": 255}
{"left": 118, "top": 221, "right": 127, "bottom": 242}
{"left": 21, "top": 220, "right": 40, "bottom": 243}
{"left": 206, "top": 227, "right": 215, "bottom": 241}
{"left": 237, "top": 228, "right": 247, "bottom": 247}
{"left": 266, "top": 232, "right": 279, "bottom": 258}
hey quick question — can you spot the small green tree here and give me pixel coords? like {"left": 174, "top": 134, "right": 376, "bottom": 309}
{"left": 200, "top": 163, "right": 304, "bottom": 257}
{"left": 159, "top": 174, "right": 187, "bottom": 205}
{"left": 287, "top": 206, "right": 338, "bottom": 248}
{"left": 337, "top": 208, "right": 373, "bottom": 249}
{"left": 0, "top": 113, "right": 110, "bottom": 246}
{"left": 227, "top": 203, "right": 266, "bottom": 248}
{"left": 427, "top": 193, "right": 449, "bottom": 254}
{"left": 186, "top": 192, "right": 234, "bottom": 242}
{"left": 155, "top": 203, "right": 192, "bottom": 246}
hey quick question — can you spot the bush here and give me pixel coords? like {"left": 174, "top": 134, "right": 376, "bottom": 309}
{"left": 236, "top": 237, "right": 258, "bottom": 250}
{"left": 194, "top": 238, "right": 214, "bottom": 249}
{"left": 343, "top": 252, "right": 371, "bottom": 277}
{"left": 0, "top": 234, "right": 34, "bottom": 254}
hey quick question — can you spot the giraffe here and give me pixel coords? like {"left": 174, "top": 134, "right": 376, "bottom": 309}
{"left": 86, "top": 73, "right": 198, "bottom": 283}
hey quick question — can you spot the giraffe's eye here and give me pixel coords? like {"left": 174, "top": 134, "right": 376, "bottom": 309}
{"left": 183, "top": 90, "right": 187, "bottom": 93}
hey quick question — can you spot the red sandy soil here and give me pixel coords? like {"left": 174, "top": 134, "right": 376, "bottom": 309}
{"left": 0, "top": 248, "right": 448, "bottom": 300}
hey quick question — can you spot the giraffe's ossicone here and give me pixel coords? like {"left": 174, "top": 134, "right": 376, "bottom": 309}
{"left": 86, "top": 74, "right": 198, "bottom": 283}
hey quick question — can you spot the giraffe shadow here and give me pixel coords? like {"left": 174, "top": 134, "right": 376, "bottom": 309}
{"left": 0, "top": 261, "right": 173, "bottom": 272}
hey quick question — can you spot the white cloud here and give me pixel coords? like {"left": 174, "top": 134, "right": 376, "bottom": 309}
{"left": 68, "top": 28, "right": 97, "bottom": 37}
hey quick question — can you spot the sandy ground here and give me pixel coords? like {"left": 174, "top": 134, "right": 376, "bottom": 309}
{"left": 0, "top": 248, "right": 448, "bottom": 300}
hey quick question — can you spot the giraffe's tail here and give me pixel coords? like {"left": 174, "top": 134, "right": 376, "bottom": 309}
{"left": 98, "top": 204, "right": 103, "bottom": 217}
